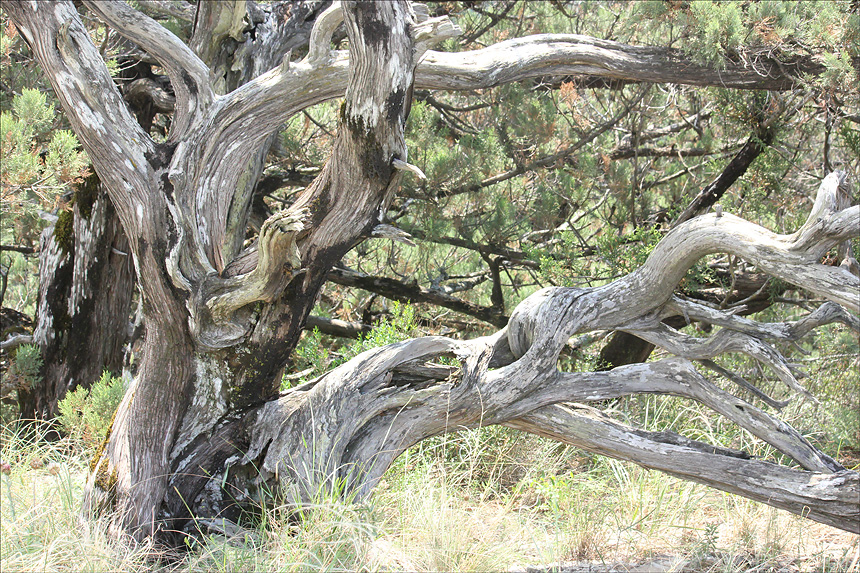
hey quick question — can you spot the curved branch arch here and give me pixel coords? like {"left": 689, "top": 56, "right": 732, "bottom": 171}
{"left": 83, "top": 0, "right": 214, "bottom": 137}
{"left": 236, "top": 171, "right": 859, "bottom": 534}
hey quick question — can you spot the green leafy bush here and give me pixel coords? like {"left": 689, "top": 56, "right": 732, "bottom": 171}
{"left": 1, "top": 87, "right": 89, "bottom": 312}
{"left": 57, "top": 371, "right": 125, "bottom": 448}
{"left": 0, "top": 87, "right": 88, "bottom": 212}
{"left": 289, "top": 302, "right": 419, "bottom": 388}
{"left": 341, "top": 301, "right": 418, "bottom": 360}
{"left": 291, "top": 326, "right": 328, "bottom": 384}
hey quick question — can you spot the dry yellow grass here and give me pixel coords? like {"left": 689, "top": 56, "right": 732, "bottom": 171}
{"left": 1, "top": 424, "right": 857, "bottom": 572}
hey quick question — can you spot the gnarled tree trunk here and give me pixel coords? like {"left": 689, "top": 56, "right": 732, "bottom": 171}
{"left": 18, "top": 1, "right": 331, "bottom": 421}
{"left": 5, "top": 0, "right": 858, "bottom": 543}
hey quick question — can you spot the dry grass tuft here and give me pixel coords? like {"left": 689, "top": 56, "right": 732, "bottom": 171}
{"left": 2, "top": 422, "right": 857, "bottom": 572}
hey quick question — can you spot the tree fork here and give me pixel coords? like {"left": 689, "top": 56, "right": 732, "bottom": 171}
{"left": 88, "top": 0, "right": 435, "bottom": 540}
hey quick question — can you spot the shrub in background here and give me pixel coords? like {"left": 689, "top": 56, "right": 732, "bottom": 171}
{"left": 1, "top": 344, "right": 43, "bottom": 423}
{"left": 57, "top": 370, "right": 125, "bottom": 449}
{"left": 9, "top": 343, "right": 42, "bottom": 389}
{"left": 289, "top": 301, "right": 419, "bottom": 387}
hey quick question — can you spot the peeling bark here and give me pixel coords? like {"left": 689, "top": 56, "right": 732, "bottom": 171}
{"left": 21, "top": 176, "right": 134, "bottom": 420}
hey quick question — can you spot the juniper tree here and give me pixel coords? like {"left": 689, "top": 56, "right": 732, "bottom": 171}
{"left": 3, "top": 0, "right": 858, "bottom": 542}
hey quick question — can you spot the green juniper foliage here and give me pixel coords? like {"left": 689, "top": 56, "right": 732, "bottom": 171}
{"left": 57, "top": 371, "right": 126, "bottom": 449}
{"left": 10, "top": 343, "right": 41, "bottom": 390}
{"left": 289, "top": 301, "right": 419, "bottom": 386}
{"left": 1, "top": 31, "right": 89, "bottom": 310}
{"left": 0, "top": 87, "right": 88, "bottom": 238}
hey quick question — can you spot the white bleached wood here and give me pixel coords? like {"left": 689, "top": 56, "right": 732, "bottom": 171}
{"left": 371, "top": 224, "right": 417, "bottom": 246}
{"left": 664, "top": 298, "right": 860, "bottom": 339}
{"left": 623, "top": 324, "right": 816, "bottom": 401}
{"left": 506, "top": 404, "right": 859, "bottom": 533}
{"left": 221, "top": 30, "right": 819, "bottom": 160}
{"left": 198, "top": 209, "right": 308, "bottom": 348}
{"left": 392, "top": 158, "right": 427, "bottom": 179}
{"left": 413, "top": 13, "right": 461, "bottom": 60}
{"left": 163, "top": 18, "right": 829, "bottom": 298}
{"left": 416, "top": 34, "right": 812, "bottom": 91}
{"left": 305, "top": 1, "right": 343, "bottom": 65}
{"left": 243, "top": 170, "right": 859, "bottom": 533}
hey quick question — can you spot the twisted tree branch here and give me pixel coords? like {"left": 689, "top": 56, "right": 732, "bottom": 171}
{"left": 238, "top": 170, "right": 859, "bottom": 534}
{"left": 84, "top": 0, "right": 214, "bottom": 137}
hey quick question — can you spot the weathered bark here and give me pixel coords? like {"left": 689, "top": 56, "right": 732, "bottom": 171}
{"left": 414, "top": 36, "right": 828, "bottom": 92}
{"left": 190, "top": 0, "right": 333, "bottom": 95}
{"left": 506, "top": 404, "right": 858, "bottom": 532}
{"left": 230, "top": 172, "right": 859, "bottom": 532}
{"left": 600, "top": 122, "right": 779, "bottom": 370}
{"left": 28, "top": 0, "right": 443, "bottom": 539}
{"left": 6, "top": 0, "right": 208, "bottom": 536}
{"left": 5, "top": 0, "right": 858, "bottom": 543}
{"left": 19, "top": 175, "right": 135, "bottom": 420}
{"left": 18, "top": 25, "right": 197, "bottom": 421}
{"left": 598, "top": 269, "right": 780, "bottom": 370}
